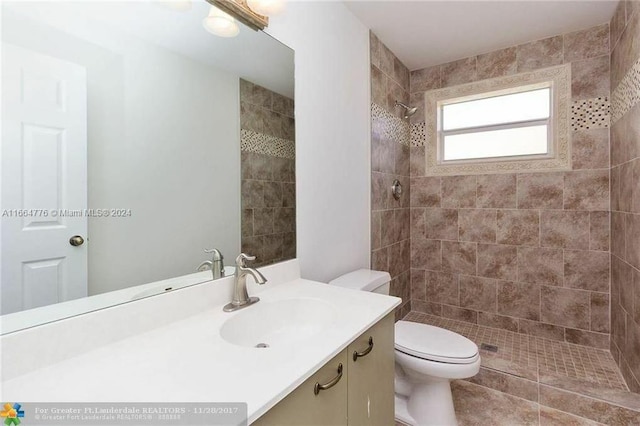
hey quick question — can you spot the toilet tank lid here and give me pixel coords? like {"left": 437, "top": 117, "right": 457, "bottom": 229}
{"left": 328, "top": 269, "right": 391, "bottom": 292}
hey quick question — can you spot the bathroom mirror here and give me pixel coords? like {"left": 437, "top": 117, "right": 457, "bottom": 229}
{"left": 0, "top": 0, "right": 295, "bottom": 333}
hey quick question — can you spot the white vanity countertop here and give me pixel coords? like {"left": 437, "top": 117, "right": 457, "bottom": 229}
{"left": 2, "top": 279, "right": 400, "bottom": 423}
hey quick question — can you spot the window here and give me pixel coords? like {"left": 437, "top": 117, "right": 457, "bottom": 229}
{"left": 440, "top": 86, "right": 551, "bottom": 161}
{"left": 424, "top": 64, "right": 570, "bottom": 175}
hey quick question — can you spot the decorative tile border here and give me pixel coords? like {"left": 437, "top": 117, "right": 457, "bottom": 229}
{"left": 611, "top": 57, "right": 640, "bottom": 124}
{"left": 240, "top": 129, "right": 295, "bottom": 159}
{"left": 410, "top": 122, "right": 426, "bottom": 147}
{"left": 371, "top": 103, "right": 410, "bottom": 146}
{"left": 571, "top": 97, "right": 610, "bottom": 131}
{"left": 409, "top": 80, "right": 615, "bottom": 161}
{"left": 410, "top": 99, "right": 610, "bottom": 145}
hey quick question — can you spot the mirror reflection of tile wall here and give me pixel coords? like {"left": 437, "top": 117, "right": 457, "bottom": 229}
{"left": 240, "top": 79, "right": 296, "bottom": 267}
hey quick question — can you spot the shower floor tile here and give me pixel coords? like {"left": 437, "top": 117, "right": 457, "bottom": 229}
{"left": 399, "top": 311, "right": 640, "bottom": 425}
{"left": 403, "top": 311, "right": 628, "bottom": 391}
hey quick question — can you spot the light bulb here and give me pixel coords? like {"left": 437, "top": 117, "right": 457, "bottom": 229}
{"left": 202, "top": 5, "right": 240, "bottom": 37}
{"left": 247, "top": 0, "right": 284, "bottom": 16}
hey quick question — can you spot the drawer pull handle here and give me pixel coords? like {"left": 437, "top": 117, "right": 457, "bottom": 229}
{"left": 353, "top": 336, "right": 374, "bottom": 362}
{"left": 314, "top": 363, "right": 343, "bottom": 395}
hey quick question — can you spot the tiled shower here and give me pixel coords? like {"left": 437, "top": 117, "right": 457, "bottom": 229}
{"left": 407, "top": 22, "right": 611, "bottom": 349}
{"left": 610, "top": 0, "right": 640, "bottom": 395}
{"left": 372, "top": 0, "right": 640, "bottom": 422}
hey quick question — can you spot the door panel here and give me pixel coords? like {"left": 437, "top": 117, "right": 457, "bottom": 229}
{"left": 1, "top": 43, "right": 88, "bottom": 314}
{"left": 22, "top": 124, "right": 65, "bottom": 229}
{"left": 22, "top": 258, "right": 65, "bottom": 310}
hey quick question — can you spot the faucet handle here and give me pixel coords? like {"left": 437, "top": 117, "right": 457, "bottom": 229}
{"left": 204, "top": 248, "right": 224, "bottom": 261}
{"left": 236, "top": 253, "right": 256, "bottom": 268}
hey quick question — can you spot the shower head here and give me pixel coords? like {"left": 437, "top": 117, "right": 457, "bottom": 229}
{"left": 395, "top": 101, "right": 418, "bottom": 119}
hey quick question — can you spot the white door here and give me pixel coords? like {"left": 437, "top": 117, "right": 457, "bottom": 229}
{"left": 1, "top": 43, "right": 88, "bottom": 315}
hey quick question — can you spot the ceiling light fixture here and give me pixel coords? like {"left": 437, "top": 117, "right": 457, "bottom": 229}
{"left": 246, "top": 0, "right": 284, "bottom": 16}
{"left": 202, "top": 5, "right": 240, "bottom": 37}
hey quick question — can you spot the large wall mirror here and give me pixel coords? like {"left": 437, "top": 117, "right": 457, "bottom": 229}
{"left": 0, "top": 0, "right": 295, "bottom": 333}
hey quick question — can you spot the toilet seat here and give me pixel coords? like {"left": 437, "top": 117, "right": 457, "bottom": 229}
{"left": 395, "top": 321, "right": 479, "bottom": 364}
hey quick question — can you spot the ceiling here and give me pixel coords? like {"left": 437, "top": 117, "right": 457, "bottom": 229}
{"left": 3, "top": 1, "right": 294, "bottom": 98}
{"left": 344, "top": 0, "right": 618, "bottom": 71}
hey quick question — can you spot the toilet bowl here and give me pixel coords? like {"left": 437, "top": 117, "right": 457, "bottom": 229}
{"left": 394, "top": 320, "right": 480, "bottom": 426}
{"left": 328, "top": 269, "right": 480, "bottom": 426}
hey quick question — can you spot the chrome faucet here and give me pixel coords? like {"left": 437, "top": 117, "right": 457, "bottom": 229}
{"left": 197, "top": 248, "right": 225, "bottom": 279}
{"left": 223, "top": 253, "right": 267, "bottom": 312}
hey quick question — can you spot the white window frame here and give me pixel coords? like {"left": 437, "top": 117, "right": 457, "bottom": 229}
{"left": 424, "top": 64, "right": 571, "bottom": 176}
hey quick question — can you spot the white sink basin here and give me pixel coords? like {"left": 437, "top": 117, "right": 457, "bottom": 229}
{"left": 220, "top": 298, "right": 336, "bottom": 348}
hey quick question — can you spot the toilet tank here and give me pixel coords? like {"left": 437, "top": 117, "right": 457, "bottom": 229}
{"left": 328, "top": 269, "right": 391, "bottom": 295}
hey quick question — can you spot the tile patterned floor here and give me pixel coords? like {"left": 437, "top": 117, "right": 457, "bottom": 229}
{"left": 397, "top": 312, "right": 640, "bottom": 425}
{"left": 404, "top": 312, "right": 628, "bottom": 391}
{"left": 397, "top": 381, "right": 609, "bottom": 426}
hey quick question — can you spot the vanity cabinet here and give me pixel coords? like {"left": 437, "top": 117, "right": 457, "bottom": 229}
{"left": 347, "top": 312, "right": 394, "bottom": 425}
{"left": 253, "top": 313, "right": 394, "bottom": 426}
{"left": 254, "top": 350, "right": 349, "bottom": 425}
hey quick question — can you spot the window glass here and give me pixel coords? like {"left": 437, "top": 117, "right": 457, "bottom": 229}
{"left": 442, "top": 88, "right": 550, "bottom": 131}
{"left": 443, "top": 125, "right": 548, "bottom": 161}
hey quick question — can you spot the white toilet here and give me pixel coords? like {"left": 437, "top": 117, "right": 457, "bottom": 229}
{"left": 328, "top": 269, "right": 480, "bottom": 426}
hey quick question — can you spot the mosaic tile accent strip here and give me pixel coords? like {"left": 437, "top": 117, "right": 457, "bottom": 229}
{"left": 571, "top": 97, "right": 610, "bottom": 131}
{"left": 240, "top": 129, "right": 295, "bottom": 159}
{"left": 404, "top": 311, "right": 628, "bottom": 391}
{"left": 611, "top": 57, "right": 640, "bottom": 124}
{"left": 412, "top": 97, "right": 611, "bottom": 141}
{"left": 371, "top": 103, "right": 410, "bottom": 146}
{"left": 410, "top": 122, "right": 426, "bottom": 147}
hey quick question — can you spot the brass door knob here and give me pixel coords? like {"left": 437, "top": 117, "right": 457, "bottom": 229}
{"left": 69, "top": 235, "right": 85, "bottom": 246}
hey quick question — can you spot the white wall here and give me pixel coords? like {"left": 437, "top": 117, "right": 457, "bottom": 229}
{"left": 266, "top": 2, "right": 372, "bottom": 283}
{"left": 2, "top": 8, "right": 241, "bottom": 295}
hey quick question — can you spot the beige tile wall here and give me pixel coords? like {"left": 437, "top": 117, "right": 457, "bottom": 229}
{"left": 610, "top": 0, "right": 640, "bottom": 394}
{"left": 240, "top": 79, "right": 296, "bottom": 267}
{"left": 406, "top": 23, "right": 612, "bottom": 349}
{"left": 370, "top": 32, "right": 412, "bottom": 319}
